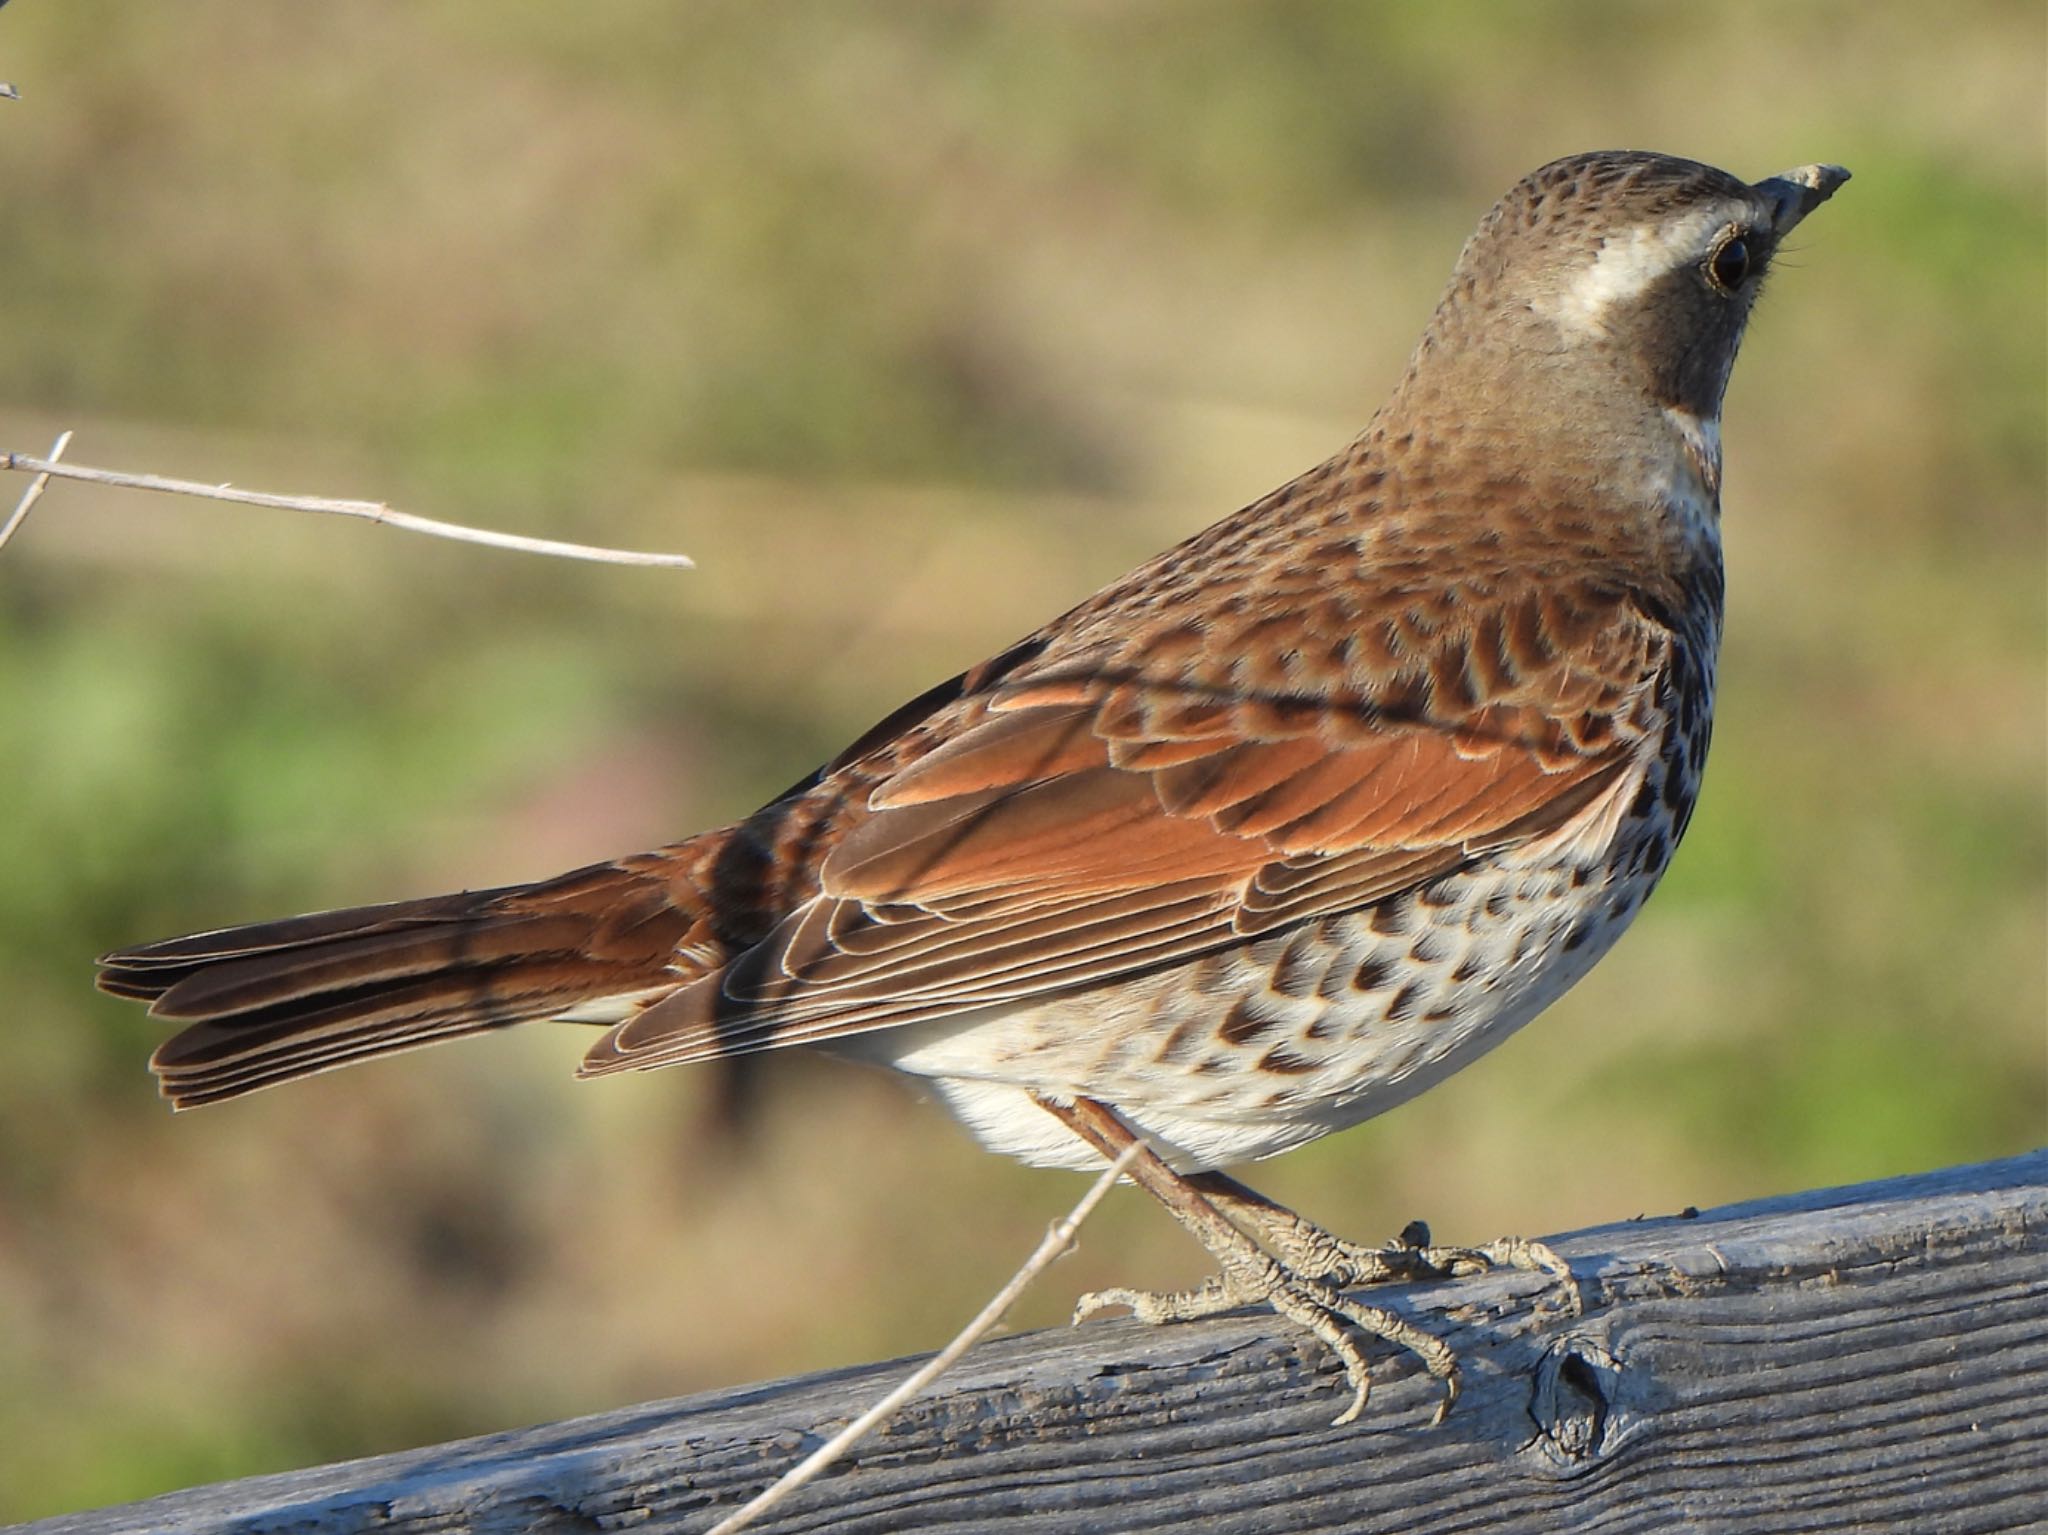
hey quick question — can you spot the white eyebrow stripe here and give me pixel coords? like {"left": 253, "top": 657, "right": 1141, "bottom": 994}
{"left": 1545, "top": 204, "right": 1739, "bottom": 334}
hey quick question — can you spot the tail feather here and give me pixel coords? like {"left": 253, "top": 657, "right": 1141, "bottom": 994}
{"left": 140, "top": 912, "right": 608, "bottom": 1022}
{"left": 161, "top": 1012, "right": 525, "bottom": 1109}
{"left": 99, "top": 856, "right": 713, "bottom": 1109}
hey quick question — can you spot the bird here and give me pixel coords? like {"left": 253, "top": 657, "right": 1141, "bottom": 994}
{"left": 97, "top": 150, "right": 1848, "bottom": 1424}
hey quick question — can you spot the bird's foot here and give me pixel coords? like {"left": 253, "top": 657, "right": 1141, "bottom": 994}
{"left": 1189, "top": 1172, "right": 1582, "bottom": 1321}
{"left": 1075, "top": 1254, "right": 1461, "bottom": 1427}
{"left": 1281, "top": 1217, "right": 1582, "bottom": 1321}
{"left": 1033, "top": 1094, "right": 1577, "bottom": 1426}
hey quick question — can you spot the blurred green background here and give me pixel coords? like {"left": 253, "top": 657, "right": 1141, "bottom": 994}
{"left": 1, "top": 1, "right": 2041, "bottom": 1520}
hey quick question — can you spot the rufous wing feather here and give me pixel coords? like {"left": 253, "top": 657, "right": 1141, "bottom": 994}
{"left": 580, "top": 577, "right": 1674, "bottom": 1076}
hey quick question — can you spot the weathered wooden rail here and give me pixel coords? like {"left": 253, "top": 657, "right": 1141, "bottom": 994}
{"left": 21, "top": 1150, "right": 2048, "bottom": 1535}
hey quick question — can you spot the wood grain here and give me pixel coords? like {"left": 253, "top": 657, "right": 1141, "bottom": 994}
{"left": 22, "top": 1150, "right": 2047, "bottom": 1535}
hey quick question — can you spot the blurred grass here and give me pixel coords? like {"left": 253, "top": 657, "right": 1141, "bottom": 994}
{"left": 0, "top": 0, "right": 2042, "bottom": 1520}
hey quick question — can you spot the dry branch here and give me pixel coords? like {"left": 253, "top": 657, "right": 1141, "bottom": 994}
{"left": 706, "top": 1139, "right": 1142, "bottom": 1535}
{"left": 0, "top": 430, "right": 71, "bottom": 552}
{"left": 0, "top": 443, "right": 694, "bottom": 568}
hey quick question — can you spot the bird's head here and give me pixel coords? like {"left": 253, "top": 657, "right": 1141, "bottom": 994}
{"left": 1395, "top": 151, "right": 1849, "bottom": 483}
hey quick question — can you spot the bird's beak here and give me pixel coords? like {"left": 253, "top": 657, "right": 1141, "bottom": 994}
{"left": 1757, "top": 164, "right": 1851, "bottom": 235}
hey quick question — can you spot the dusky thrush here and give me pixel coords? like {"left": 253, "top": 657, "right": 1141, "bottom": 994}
{"left": 99, "top": 150, "right": 1848, "bottom": 1422}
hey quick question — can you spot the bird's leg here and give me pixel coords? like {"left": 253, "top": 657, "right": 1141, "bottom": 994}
{"left": 1032, "top": 1093, "right": 1460, "bottom": 1426}
{"left": 1184, "top": 1169, "right": 1582, "bottom": 1320}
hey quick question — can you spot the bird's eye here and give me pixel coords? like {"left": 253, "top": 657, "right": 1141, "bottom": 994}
{"left": 1707, "top": 233, "right": 1752, "bottom": 293}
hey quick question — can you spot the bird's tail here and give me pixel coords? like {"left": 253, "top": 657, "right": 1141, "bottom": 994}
{"left": 98, "top": 847, "right": 719, "bottom": 1109}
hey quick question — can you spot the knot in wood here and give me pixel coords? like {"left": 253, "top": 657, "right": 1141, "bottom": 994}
{"left": 1529, "top": 1332, "right": 1623, "bottom": 1470}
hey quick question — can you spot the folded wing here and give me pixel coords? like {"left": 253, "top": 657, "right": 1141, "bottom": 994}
{"left": 583, "top": 580, "right": 1670, "bottom": 1074}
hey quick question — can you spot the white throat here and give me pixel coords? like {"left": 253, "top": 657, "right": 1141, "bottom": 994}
{"left": 1652, "top": 404, "right": 1724, "bottom": 551}
{"left": 1664, "top": 405, "right": 1723, "bottom": 499}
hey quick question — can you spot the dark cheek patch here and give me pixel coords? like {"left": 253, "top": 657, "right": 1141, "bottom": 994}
{"left": 1623, "top": 272, "right": 1748, "bottom": 418}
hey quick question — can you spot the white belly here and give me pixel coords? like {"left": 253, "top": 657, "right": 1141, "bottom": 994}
{"left": 823, "top": 847, "right": 1663, "bottom": 1173}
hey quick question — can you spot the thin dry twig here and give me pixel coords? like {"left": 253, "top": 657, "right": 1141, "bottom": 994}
{"left": 0, "top": 449, "right": 694, "bottom": 568}
{"left": 704, "top": 1138, "right": 1145, "bottom": 1535}
{"left": 0, "top": 430, "right": 72, "bottom": 553}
